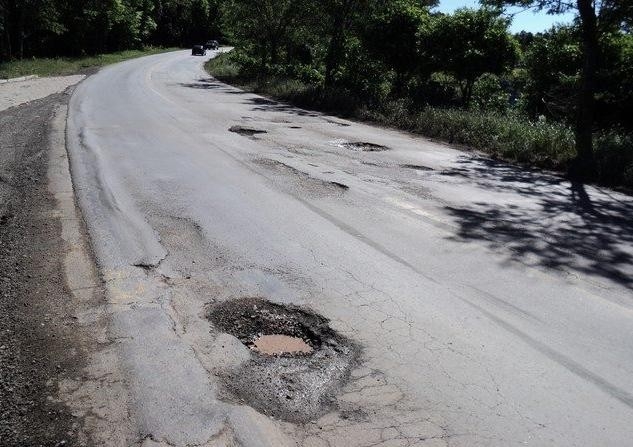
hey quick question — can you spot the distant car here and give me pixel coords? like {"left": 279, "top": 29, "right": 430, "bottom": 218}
{"left": 192, "top": 45, "right": 206, "bottom": 56}
{"left": 204, "top": 40, "right": 219, "bottom": 50}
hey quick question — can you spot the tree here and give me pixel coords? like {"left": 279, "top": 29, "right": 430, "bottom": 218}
{"left": 320, "top": 0, "right": 366, "bottom": 86}
{"left": 221, "top": 0, "right": 308, "bottom": 70}
{"left": 363, "top": 0, "right": 431, "bottom": 96}
{"left": 0, "top": 0, "right": 65, "bottom": 59}
{"left": 521, "top": 26, "right": 581, "bottom": 120}
{"left": 483, "top": 0, "right": 633, "bottom": 179}
{"left": 422, "top": 8, "right": 518, "bottom": 105}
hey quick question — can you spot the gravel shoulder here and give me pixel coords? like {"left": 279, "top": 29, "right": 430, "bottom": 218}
{"left": 0, "top": 81, "right": 131, "bottom": 445}
{"left": 0, "top": 75, "right": 85, "bottom": 112}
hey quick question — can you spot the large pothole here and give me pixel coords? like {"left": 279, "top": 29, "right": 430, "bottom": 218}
{"left": 229, "top": 125, "right": 267, "bottom": 137}
{"left": 332, "top": 139, "right": 389, "bottom": 152}
{"left": 207, "top": 297, "right": 359, "bottom": 422}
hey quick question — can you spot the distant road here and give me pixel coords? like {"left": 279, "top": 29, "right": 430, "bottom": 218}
{"left": 67, "top": 50, "right": 633, "bottom": 446}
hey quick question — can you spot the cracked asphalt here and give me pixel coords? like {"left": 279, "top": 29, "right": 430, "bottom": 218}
{"left": 65, "top": 50, "right": 633, "bottom": 446}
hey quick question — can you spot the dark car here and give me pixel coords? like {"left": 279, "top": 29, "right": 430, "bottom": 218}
{"left": 204, "top": 40, "right": 219, "bottom": 50}
{"left": 192, "top": 45, "right": 206, "bottom": 56}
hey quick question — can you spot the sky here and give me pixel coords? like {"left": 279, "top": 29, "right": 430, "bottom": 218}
{"left": 435, "top": 0, "right": 576, "bottom": 33}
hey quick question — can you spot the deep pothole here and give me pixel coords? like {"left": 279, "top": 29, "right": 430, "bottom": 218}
{"left": 229, "top": 125, "right": 267, "bottom": 137}
{"left": 207, "top": 297, "right": 359, "bottom": 422}
{"left": 401, "top": 164, "right": 434, "bottom": 171}
{"left": 333, "top": 139, "right": 389, "bottom": 152}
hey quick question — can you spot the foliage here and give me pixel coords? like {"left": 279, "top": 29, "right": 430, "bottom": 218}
{"left": 0, "top": 0, "right": 221, "bottom": 60}
{"left": 471, "top": 73, "right": 511, "bottom": 113}
{"left": 0, "top": 47, "right": 177, "bottom": 78}
{"left": 421, "top": 8, "right": 519, "bottom": 104}
{"left": 362, "top": 0, "right": 429, "bottom": 95}
{"left": 521, "top": 26, "right": 581, "bottom": 122}
{"left": 3, "top": 0, "right": 632, "bottom": 188}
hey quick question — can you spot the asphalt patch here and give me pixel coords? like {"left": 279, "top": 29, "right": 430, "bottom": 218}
{"left": 229, "top": 125, "right": 267, "bottom": 137}
{"left": 207, "top": 297, "right": 359, "bottom": 422}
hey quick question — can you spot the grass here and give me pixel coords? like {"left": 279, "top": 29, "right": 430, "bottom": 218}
{"left": 0, "top": 47, "right": 179, "bottom": 79}
{"left": 206, "top": 52, "right": 633, "bottom": 189}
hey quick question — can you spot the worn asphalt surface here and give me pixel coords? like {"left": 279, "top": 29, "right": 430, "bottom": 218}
{"left": 62, "top": 50, "right": 633, "bottom": 446}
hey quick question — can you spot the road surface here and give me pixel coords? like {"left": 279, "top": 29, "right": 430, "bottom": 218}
{"left": 66, "top": 50, "right": 633, "bottom": 446}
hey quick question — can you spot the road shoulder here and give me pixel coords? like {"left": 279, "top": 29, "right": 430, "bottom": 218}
{"left": 0, "top": 87, "right": 133, "bottom": 445}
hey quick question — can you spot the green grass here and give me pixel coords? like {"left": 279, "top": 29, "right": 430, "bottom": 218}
{"left": 364, "top": 104, "right": 577, "bottom": 170}
{"left": 0, "top": 47, "right": 179, "bottom": 79}
{"left": 207, "top": 52, "right": 633, "bottom": 189}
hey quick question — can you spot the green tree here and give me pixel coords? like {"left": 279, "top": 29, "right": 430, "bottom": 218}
{"left": 521, "top": 26, "right": 581, "bottom": 120}
{"left": 0, "top": 0, "right": 65, "bottom": 59}
{"left": 319, "top": 0, "right": 367, "bottom": 86}
{"left": 222, "top": 0, "right": 308, "bottom": 69}
{"left": 363, "top": 0, "right": 431, "bottom": 96}
{"left": 483, "top": 0, "right": 633, "bottom": 179}
{"left": 422, "top": 8, "right": 518, "bottom": 105}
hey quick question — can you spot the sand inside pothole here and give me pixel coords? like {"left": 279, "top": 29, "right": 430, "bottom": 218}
{"left": 251, "top": 334, "right": 313, "bottom": 355}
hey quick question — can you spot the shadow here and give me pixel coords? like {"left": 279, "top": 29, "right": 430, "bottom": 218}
{"left": 178, "top": 78, "right": 247, "bottom": 94}
{"left": 245, "top": 97, "right": 321, "bottom": 117}
{"left": 441, "top": 156, "right": 633, "bottom": 289}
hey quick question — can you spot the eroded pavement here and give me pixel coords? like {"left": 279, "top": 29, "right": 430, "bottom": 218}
{"left": 64, "top": 50, "right": 633, "bottom": 446}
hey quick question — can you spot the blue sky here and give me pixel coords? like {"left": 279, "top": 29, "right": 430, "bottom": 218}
{"left": 435, "top": 0, "right": 576, "bottom": 33}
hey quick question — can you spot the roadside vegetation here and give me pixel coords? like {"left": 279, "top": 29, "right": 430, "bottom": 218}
{"left": 0, "top": 47, "right": 178, "bottom": 78}
{"left": 208, "top": 0, "right": 633, "bottom": 189}
{"left": 3, "top": 0, "right": 632, "bottom": 188}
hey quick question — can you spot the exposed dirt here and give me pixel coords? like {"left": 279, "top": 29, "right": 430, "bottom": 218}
{"left": 229, "top": 125, "right": 267, "bottom": 137}
{"left": 0, "top": 92, "right": 91, "bottom": 446}
{"left": 251, "top": 334, "right": 314, "bottom": 355}
{"left": 207, "top": 297, "right": 360, "bottom": 423}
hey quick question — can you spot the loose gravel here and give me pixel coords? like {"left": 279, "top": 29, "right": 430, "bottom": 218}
{"left": 0, "top": 75, "right": 84, "bottom": 112}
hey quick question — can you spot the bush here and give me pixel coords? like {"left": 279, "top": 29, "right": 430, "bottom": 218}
{"left": 205, "top": 51, "right": 241, "bottom": 80}
{"left": 471, "top": 73, "right": 511, "bottom": 113}
{"left": 364, "top": 105, "right": 576, "bottom": 168}
{"left": 594, "top": 132, "right": 633, "bottom": 188}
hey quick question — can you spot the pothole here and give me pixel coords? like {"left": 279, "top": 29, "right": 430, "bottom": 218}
{"left": 207, "top": 297, "right": 359, "bottom": 422}
{"left": 325, "top": 119, "right": 351, "bottom": 127}
{"left": 332, "top": 139, "right": 389, "bottom": 152}
{"left": 254, "top": 159, "right": 348, "bottom": 197}
{"left": 401, "top": 164, "right": 434, "bottom": 171}
{"left": 229, "top": 125, "right": 267, "bottom": 136}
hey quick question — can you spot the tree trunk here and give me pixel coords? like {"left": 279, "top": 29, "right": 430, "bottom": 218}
{"left": 324, "top": 0, "right": 355, "bottom": 87}
{"left": 325, "top": 20, "right": 344, "bottom": 86}
{"left": 571, "top": 0, "right": 598, "bottom": 180}
{"left": 460, "top": 79, "right": 474, "bottom": 107}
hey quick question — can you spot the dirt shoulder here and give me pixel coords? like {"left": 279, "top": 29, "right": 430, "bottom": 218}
{"left": 0, "top": 89, "right": 131, "bottom": 446}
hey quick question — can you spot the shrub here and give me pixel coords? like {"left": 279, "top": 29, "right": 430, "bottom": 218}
{"left": 594, "top": 132, "right": 633, "bottom": 188}
{"left": 471, "top": 73, "right": 511, "bottom": 113}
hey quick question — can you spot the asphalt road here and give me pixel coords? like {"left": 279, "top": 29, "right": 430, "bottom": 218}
{"left": 66, "top": 50, "right": 633, "bottom": 446}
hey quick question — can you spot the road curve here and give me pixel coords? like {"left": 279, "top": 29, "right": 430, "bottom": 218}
{"left": 67, "top": 50, "right": 633, "bottom": 446}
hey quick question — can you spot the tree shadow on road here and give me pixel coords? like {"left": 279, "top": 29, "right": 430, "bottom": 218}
{"left": 179, "top": 78, "right": 247, "bottom": 94}
{"left": 441, "top": 156, "right": 633, "bottom": 289}
{"left": 245, "top": 97, "right": 321, "bottom": 117}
